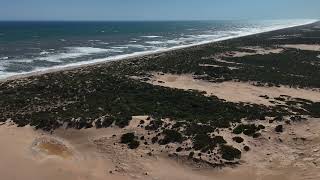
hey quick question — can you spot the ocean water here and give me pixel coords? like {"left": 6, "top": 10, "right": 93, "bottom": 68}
{"left": 0, "top": 19, "right": 317, "bottom": 79}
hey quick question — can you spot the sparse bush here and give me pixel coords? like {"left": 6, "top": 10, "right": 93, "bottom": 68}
{"left": 244, "top": 146, "right": 250, "bottom": 151}
{"left": 120, "top": 132, "right": 140, "bottom": 149}
{"left": 220, "top": 145, "right": 241, "bottom": 161}
{"left": 233, "top": 124, "right": 262, "bottom": 137}
{"left": 232, "top": 136, "right": 244, "bottom": 143}
{"left": 176, "top": 147, "right": 183, "bottom": 152}
{"left": 193, "top": 134, "right": 226, "bottom": 152}
{"left": 151, "top": 136, "right": 158, "bottom": 144}
{"left": 275, "top": 125, "right": 283, "bottom": 133}
{"left": 128, "top": 140, "right": 140, "bottom": 149}
{"left": 159, "top": 129, "right": 183, "bottom": 145}
{"left": 188, "top": 151, "right": 195, "bottom": 159}
{"left": 145, "top": 120, "right": 163, "bottom": 130}
{"left": 121, "top": 133, "right": 135, "bottom": 144}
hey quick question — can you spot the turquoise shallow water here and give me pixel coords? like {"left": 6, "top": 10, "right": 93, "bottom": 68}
{"left": 0, "top": 19, "right": 317, "bottom": 78}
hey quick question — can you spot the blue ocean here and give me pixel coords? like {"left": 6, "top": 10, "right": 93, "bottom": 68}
{"left": 0, "top": 19, "right": 316, "bottom": 78}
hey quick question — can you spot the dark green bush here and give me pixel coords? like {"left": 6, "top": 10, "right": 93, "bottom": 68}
{"left": 121, "top": 133, "right": 135, "bottom": 144}
{"left": 159, "top": 129, "right": 183, "bottom": 145}
{"left": 232, "top": 136, "right": 244, "bottom": 143}
{"left": 275, "top": 125, "right": 283, "bottom": 133}
{"left": 128, "top": 140, "right": 140, "bottom": 149}
{"left": 120, "top": 132, "right": 140, "bottom": 149}
{"left": 192, "top": 134, "right": 226, "bottom": 152}
{"left": 220, "top": 145, "right": 241, "bottom": 161}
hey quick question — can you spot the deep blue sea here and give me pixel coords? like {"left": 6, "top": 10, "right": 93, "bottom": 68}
{"left": 0, "top": 19, "right": 317, "bottom": 79}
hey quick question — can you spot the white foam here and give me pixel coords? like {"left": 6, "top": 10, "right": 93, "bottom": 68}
{"left": 141, "top": 36, "right": 162, "bottom": 38}
{"left": 166, "top": 40, "right": 182, "bottom": 44}
{"left": 112, "top": 46, "right": 129, "bottom": 49}
{"left": 126, "top": 44, "right": 154, "bottom": 49}
{"left": 99, "top": 42, "right": 109, "bottom": 45}
{"left": 11, "top": 59, "right": 34, "bottom": 63}
{"left": 39, "top": 51, "right": 50, "bottom": 55}
{"left": 38, "top": 47, "right": 113, "bottom": 62}
{"left": 0, "top": 57, "right": 9, "bottom": 60}
{"left": 0, "top": 19, "right": 318, "bottom": 80}
{"left": 145, "top": 41, "right": 165, "bottom": 45}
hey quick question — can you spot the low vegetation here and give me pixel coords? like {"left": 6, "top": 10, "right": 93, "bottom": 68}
{"left": 0, "top": 22, "right": 319, "bottom": 167}
{"left": 120, "top": 132, "right": 140, "bottom": 149}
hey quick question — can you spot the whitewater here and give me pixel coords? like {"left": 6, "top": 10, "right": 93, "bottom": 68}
{"left": 0, "top": 19, "right": 317, "bottom": 79}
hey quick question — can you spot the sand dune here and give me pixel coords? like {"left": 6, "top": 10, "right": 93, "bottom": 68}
{"left": 148, "top": 73, "right": 320, "bottom": 106}
{"left": 1, "top": 117, "right": 320, "bottom": 180}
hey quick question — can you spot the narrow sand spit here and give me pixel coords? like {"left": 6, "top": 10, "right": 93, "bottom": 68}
{"left": 148, "top": 73, "right": 320, "bottom": 106}
{"left": 280, "top": 44, "right": 320, "bottom": 51}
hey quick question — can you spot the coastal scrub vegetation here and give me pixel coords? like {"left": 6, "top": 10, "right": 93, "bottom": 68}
{"left": 0, "top": 22, "right": 320, "bottom": 166}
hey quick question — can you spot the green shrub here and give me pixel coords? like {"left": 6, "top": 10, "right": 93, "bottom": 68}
{"left": 120, "top": 132, "right": 140, "bottom": 149}
{"left": 128, "top": 140, "right": 140, "bottom": 149}
{"left": 275, "top": 125, "right": 283, "bottom": 133}
{"left": 121, "top": 133, "right": 135, "bottom": 144}
{"left": 192, "top": 134, "right": 226, "bottom": 152}
{"left": 220, "top": 145, "right": 241, "bottom": 161}
{"left": 232, "top": 136, "right": 244, "bottom": 143}
{"left": 159, "top": 129, "right": 183, "bottom": 145}
{"left": 233, "top": 124, "right": 262, "bottom": 137}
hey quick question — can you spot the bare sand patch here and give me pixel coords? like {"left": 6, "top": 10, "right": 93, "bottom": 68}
{"left": 1, "top": 116, "right": 320, "bottom": 180}
{"left": 220, "top": 118, "right": 320, "bottom": 180}
{"left": 0, "top": 124, "right": 124, "bottom": 180}
{"left": 198, "top": 63, "right": 240, "bottom": 70}
{"left": 148, "top": 73, "right": 320, "bottom": 106}
{"left": 0, "top": 122, "right": 223, "bottom": 180}
{"left": 201, "top": 46, "right": 284, "bottom": 65}
{"left": 32, "top": 137, "right": 73, "bottom": 159}
{"left": 270, "top": 34, "right": 302, "bottom": 40}
{"left": 233, "top": 47, "right": 284, "bottom": 57}
{"left": 281, "top": 44, "right": 320, "bottom": 51}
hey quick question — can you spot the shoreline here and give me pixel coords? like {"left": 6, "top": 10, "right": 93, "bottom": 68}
{"left": 1, "top": 20, "right": 318, "bottom": 82}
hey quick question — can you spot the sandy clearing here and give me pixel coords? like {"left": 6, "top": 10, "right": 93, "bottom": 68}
{"left": 201, "top": 46, "right": 284, "bottom": 65}
{"left": 0, "top": 124, "right": 126, "bottom": 180}
{"left": 223, "top": 118, "right": 320, "bottom": 180}
{"left": 0, "top": 121, "right": 224, "bottom": 180}
{"left": 0, "top": 116, "right": 320, "bottom": 180}
{"left": 1, "top": 116, "right": 320, "bottom": 180}
{"left": 218, "top": 46, "right": 284, "bottom": 58}
{"left": 149, "top": 73, "right": 320, "bottom": 106}
{"left": 198, "top": 63, "right": 240, "bottom": 70}
{"left": 281, "top": 44, "right": 320, "bottom": 51}
{"left": 232, "top": 47, "right": 284, "bottom": 57}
